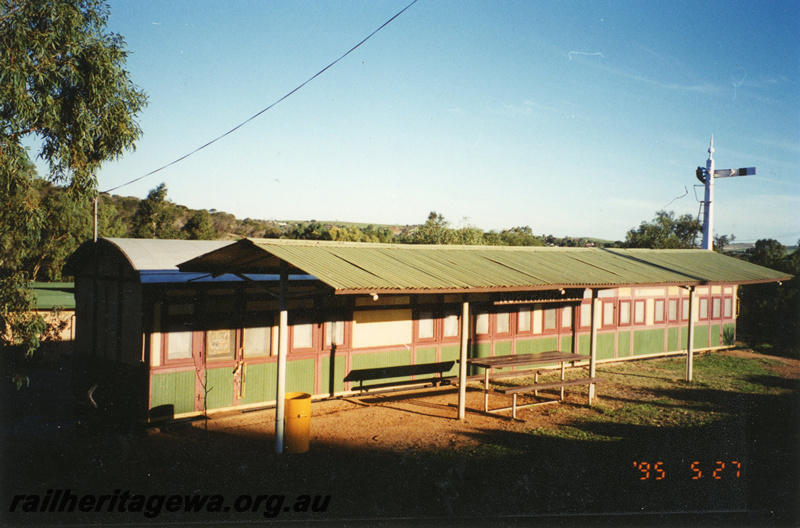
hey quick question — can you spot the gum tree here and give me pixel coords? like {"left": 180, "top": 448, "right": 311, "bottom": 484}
{"left": 1, "top": 0, "right": 147, "bottom": 385}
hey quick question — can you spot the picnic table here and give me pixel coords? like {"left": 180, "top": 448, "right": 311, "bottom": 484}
{"left": 468, "top": 351, "right": 602, "bottom": 418}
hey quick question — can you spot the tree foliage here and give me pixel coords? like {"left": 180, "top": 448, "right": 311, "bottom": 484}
{"left": 1, "top": 0, "right": 146, "bottom": 384}
{"left": 182, "top": 209, "right": 218, "bottom": 240}
{"left": 624, "top": 210, "right": 701, "bottom": 249}
{"left": 130, "top": 183, "right": 180, "bottom": 239}
{"left": 737, "top": 239, "right": 799, "bottom": 353}
{"left": 1, "top": 0, "right": 147, "bottom": 193}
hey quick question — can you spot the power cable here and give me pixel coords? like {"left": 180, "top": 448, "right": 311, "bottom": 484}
{"left": 102, "top": 0, "right": 418, "bottom": 194}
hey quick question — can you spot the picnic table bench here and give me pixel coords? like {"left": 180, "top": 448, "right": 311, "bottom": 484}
{"left": 344, "top": 361, "right": 455, "bottom": 393}
{"left": 468, "top": 351, "right": 602, "bottom": 417}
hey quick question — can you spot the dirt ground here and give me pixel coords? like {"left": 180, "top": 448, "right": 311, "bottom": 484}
{"left": 186, "top": 348, "right": 800, "bottom": 453}
{"left": 2, "top": 348, "right": 799, "bottom": 526}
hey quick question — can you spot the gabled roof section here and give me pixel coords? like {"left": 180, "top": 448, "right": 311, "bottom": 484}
{"left": 178, "top": 238, "right": 792, "bottom": 294}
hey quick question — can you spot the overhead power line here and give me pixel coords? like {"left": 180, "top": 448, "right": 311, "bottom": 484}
{"left": 102, "top": 0, "right": 418, "bottom": 194}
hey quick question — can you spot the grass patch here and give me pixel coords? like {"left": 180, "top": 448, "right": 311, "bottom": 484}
{"left": 515, "top": 352, "right": 791, "bottom": 443}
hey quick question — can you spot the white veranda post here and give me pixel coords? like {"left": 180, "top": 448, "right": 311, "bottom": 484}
{"left": 275, "top": 263, "right": 288, "bottom": 454}
{"left": 458, "top": 301, "right": 470, "bottom": 420}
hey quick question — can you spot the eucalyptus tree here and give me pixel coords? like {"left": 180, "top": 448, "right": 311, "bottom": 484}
{"left": 1, "top": 0, "right": 147, "bottom": 384}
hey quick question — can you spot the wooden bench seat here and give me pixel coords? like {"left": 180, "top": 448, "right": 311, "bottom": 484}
{"left": 344, "top": 361, "right": 455, "bottom": 393}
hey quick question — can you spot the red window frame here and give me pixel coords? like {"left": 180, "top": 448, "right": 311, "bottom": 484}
{"left": 633, "top": 300, "right": 646, "bottom": 326}
{"left": 653, "top": 299, "right": 666, "bottom": 324}
{"left": 712, "top": 297, "right": 722, "bottom": 319}
{"left": 414, "top": 308, "right": 438, "bottom": 343}
{"left": 162, "top": 330, "right": 196, "bottom": 366}
{"left": 601, "top": 302, "right": 616, "bottom": 329}
{"left": 516, "top": 306, "right": 533, "bottom": 335}
{"left": 205, "top": 328, "right": 238, "bottom": 363}
{"left": 618, "top": 300, "right": 632, "bottom": 326}
{"left": 494, "top": 310, "right": 513, "bottom": 336}
{"left": 667, "top": 299, "right": 679, "bottom": 322}
{"left": 541, "top": 306, "right": 559, "bottom": 334}
{"left": 440, "top": 308, "right": 461, "bottom": 342}
{"left": 698, "top": 297, "right": 710, "bottom": 320}
{"left": 289, "top": 319, "right": 316, "bottom": 353}
{"left": 723, "top": 296, "right": 733, "bottom": 319}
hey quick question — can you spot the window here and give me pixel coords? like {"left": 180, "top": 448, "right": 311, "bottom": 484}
{"left": 699, "top": 298, "right": 709, "bottom": 319}
{"left": 206, "top": 329, "right": 235, "bottom": 361}
{"left": 417, "top": 311, "right": 435, "bottom": 340}
{"left": 634, "top": 300, "right": 645, "bottom": 324}
{"left": 619, "top": 301, "right": 631, "bottom": 326}
{"left": 682, "top": 299, "right": 690, "bottom": 321}
{"left": 443, "top": 313, "right": 460, "bottom": 338}
{"left": 712, "top": 298, "right": 721, "bottom": 319}
{"left": 496, "top": 312, "right": 510, "bottom": 334}
{"left": 293, "top": 323, "right": 313, "bottom": 350}
{"left": 517, "top": 308, "right": 531, "bottom": 333}
{"left": 668, "top": 299, "right": 678, "bottom": 322}
{"left": 167, "top": 331, "right": 193, "bottom": 361}
{"left": 325, "top": 320, "right": 345, "bottom": 348}
{"left": 543, "top": 308, "right": 557, "bottom": 331}
{"left": 580, "top": 303, "right": 592, "bottom": 328}
{"left": 244, "top": 326, "right": 271, "bottom": 357}
{"left": 724, "top": 297, "right": 733, "bottom": 318}
{"left": 561, "top": 306, "right": 572, "bottom": 329}
{"left": 603, "top": 303, "right": 615, "bottom": 327}
{"left": 654, "top": 300, "right": 665, "bottom": 323}
{"left": 532, "top": 307, "right": 543, "bottom": 334}
{"left": 475, "top": 312, "right": 489, "bottom": 335}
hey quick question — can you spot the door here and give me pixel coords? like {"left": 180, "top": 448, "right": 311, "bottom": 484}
{"left": 204, "top": 329, "right": 243, "bottom": 410}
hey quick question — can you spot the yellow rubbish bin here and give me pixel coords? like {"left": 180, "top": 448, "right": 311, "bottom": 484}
{"left": 284, "top": 392, "right": 311, "bottom": 453}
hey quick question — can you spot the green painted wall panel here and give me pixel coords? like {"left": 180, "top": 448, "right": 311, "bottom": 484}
{"left": 470, "top": 343, "right": 492, "bottom": 359}
{"left": 577, "top": 334, "right": 590, "bottom": 356}
{"left": 241, "top": 362, "right": 275, "bottom": 406}
{"left": 597, "top": 333, "right": 616, "bottom": 360}
{"left": 511, "top": 337, "right": 559, "bottom": 369}
{"left": 151, "top": 370, "right": 195, "bottom": 415}
{"left": 633, "top": 329, "right": 665, "bottom": 356}
{"left": 494, "top": 341, "right": 512, "bottom": 357}
{"left": 416, "top": 347, "right": 437, "bottom": 365}
{"left": 694, "top": 325, "right": 709, "bottom": 349}
{"left": 667, "top": 327, "right": 680, "bottom": 352}
{"left": 516, "top": 337, "right": 558, "bottom": 355}
{"left": 287, "top": 359, "right": 315, "bottom": 394}
{"left": 710, "top": 324, "right": 721, "bottom": 347}
{"left": 469, "top": 343, "right": 491, "bottom": 375}
{"left": 560, "top": 335, "right": 573, "bottom": 354}
{"left": 352, "top": 350, "right": 413, "bottom": 383}
{"left": 206, "top": 367, "right": 233, "bottom": 410}
{"left": 618, "top": 331, "right": 631, "bottom": 358}
{"left": 320, "top": 354, "right": 346, "bottom": 396}
{"left": 440, "top": 345, "right": 460, "bottom": 377}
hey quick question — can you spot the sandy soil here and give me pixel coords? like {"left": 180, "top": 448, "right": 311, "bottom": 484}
{"left": 2, "top": 348, "right": 798, "bottom": 525}
{"left": 173, "top": 348, "right": 800, "bottom": 453}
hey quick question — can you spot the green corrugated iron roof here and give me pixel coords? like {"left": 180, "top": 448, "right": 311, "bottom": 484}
{"left": 179, "top": 238, "right": 791, "bottom": 294}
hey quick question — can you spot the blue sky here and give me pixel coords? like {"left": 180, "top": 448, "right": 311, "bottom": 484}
{"left": 93, "top": 0, "right": 799, "bottom": 244}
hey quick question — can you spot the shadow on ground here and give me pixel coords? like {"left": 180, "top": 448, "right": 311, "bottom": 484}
{"left": 1, "top": 355, "right": 798, "bottom": 526}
